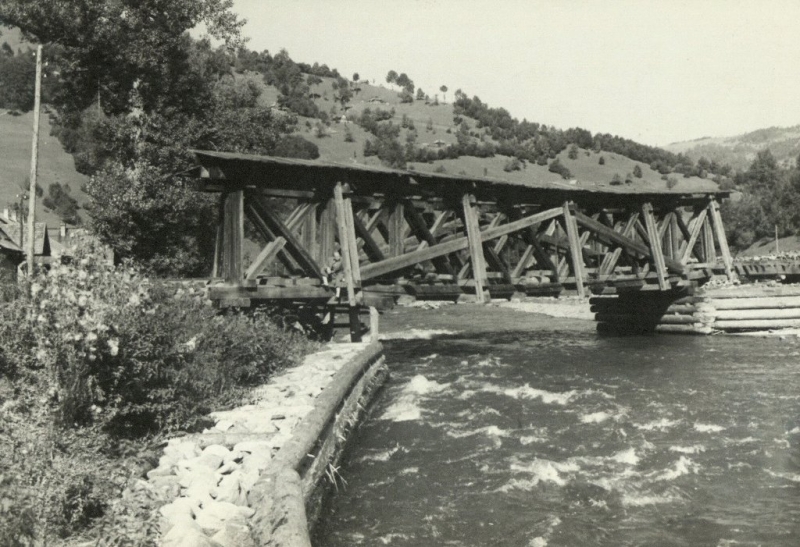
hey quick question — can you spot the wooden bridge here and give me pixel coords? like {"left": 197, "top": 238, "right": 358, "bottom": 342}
{"left": 192, "top": 150, "right": 734, "bottom": 340}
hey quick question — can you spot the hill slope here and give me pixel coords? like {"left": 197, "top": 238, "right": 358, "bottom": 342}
{"left": 0, "top": 110, "right": 89, "bottom": 226}
{"left": 666, "top": 125, "right": 800, "bottom": 171}
{"left": 274, "top": 76, "right": 718, "bottom": 193}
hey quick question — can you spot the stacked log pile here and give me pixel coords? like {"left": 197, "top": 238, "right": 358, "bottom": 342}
{"left": 699, "top": 285, "right": 800, "bottom": 332}
{"left": 593, "top": 284, "right": 800, "bottom": 335}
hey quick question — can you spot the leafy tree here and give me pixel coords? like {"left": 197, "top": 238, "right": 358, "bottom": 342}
{"left": 598, "top": 156, "right": 605, "bottom": 165}
{"left": 416, "top": 88, "right": 425, "bottom": 101}
{"left": 610, "top": 173, "right": 623, "bottom": 185}
{"left": 567, "top": 144, "right": 579, "bottom": 160}
{"left": 440, "top": 85, "right": 448, "bottom": 102}
{"left": 386, "top": 70, "right": 398, "bottom": 84}
{"left": 633, "top": 164, "right": 643, "bottom": 178}
{"left": 352, "top": 72, "right": 359, "bottom": 81}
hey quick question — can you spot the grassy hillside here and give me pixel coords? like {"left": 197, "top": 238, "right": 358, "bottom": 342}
{"left": 279, "top": 76, "right": 717, "bottom": 193}
{"left": 0, "top": 109, "right": 89, "bottom": 226}
{"left": 666, "top": 125, "right": 800, "bottom": 171}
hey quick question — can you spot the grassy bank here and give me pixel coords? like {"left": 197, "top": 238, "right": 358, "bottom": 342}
{"left": 0, "top": 255, "right": 316, "bottom": 546}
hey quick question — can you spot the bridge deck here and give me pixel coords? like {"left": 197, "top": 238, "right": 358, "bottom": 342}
{"left": 192, "top": 150, "right": 733, "bottom": 340}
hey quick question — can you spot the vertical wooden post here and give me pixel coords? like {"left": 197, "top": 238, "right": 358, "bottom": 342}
{"left": 26, "top": 44, "right": 42, "bottom": 277}
{"left": 670, "top": 213, "right": 681, "bottom": 260}
{"left": 462, "top": 193, "right": 487, "bottom": 303}
{"left": 562, "top": 202, "right": 585, "bottom": 297}
{"left": 212, "top": 224, "right": 222, "bottom": 278}
{"left": 319, "top": 197, "right": 336, "bottom": 272}
{"left": 702, "top": 214, "right": 716, "bottom": 264}
{"left": 708, "top": 199, "right": 734, "bottom": 280}
{"left": 642, "top": 202, "right": 669, "bottom": 290}
{"left": 388, "top": 201, "right": 405, "bottom": 257}
{"left": 302, "top": 203, "right": 317, "bottom": 264}
{"left": 344, "top": 198, "right": 361, "bottom": 284}
{"left": 369, "top": 307, "right": 380, "bottom": 340}
{"left": 334, "top": 183, "right": 361, "bottom": 342}
{"left": 223, "top": 189, "right": 244, "bottom": 283}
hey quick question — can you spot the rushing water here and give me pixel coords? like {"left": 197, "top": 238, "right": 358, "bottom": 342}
{"left": 314, "top": 310, "right": 800, "bottom": 547}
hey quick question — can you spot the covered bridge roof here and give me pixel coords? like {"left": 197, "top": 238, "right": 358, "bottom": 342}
{"left": 192, "top": 150, "right": 730, "bottom": 208}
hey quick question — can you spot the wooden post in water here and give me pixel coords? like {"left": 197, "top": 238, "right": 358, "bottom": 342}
{"left": 708, "top": 198, "right": 734, "bottom": 280}
{"left": 642, "top": 202, "right": 669, "bottom": 290}
{"left": 26, "top": 44, "right": 42, "bottom": 277}
{"left": 562, "top": 202, "right": 585, "bottom": 297}
{"left": 462, "top": 193, "right": 487, "bottom": 303}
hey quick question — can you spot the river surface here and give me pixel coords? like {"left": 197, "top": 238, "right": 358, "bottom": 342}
{"left": 313, "top": 304, "right": 800, "bottom": 546}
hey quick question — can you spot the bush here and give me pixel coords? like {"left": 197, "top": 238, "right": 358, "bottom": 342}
{"left": 15, "top": 258, "right": 313, "bottom": 435}
{"left": 598, "top": 156, "right": 605, "bottom": 165}
{"left": 504, "top": 157, "right": 523, "bottom": 172}
{"left": 274, "top": 135, "right": 320, "bottom": 159}
{"left": 548, "top": 158, "right": 572, "bottom": 179}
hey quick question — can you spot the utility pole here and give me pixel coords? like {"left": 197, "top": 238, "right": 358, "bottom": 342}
{"left": 26, "top": 44, "right": 42, "bottom": 277}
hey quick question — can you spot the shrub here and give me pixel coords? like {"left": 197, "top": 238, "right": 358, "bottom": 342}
{"left": 274, "top": 135, "right": 320, "bottom": 159}
{"left": 633, "top": 164, "right": 643, "bottom": 178}
{"left": 598, "top": 156, "right": 605, "bottom": 165}
{"left": 504, "top": 157, "right": 523, "bottom": 172}
{"left": 548, "top": 158, "right": 572, "bottom": 179}
{"left": 568, "top": 144, "right": 579, "bottom": 160}
{"left": 15, "top": 257, "right": 313, "bottom": 435}
{"left": 611, "top": 173, "right": 623, "bottom": 185}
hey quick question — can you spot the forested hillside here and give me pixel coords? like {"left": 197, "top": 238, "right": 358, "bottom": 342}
{"left": 1, "top": 5, "right": 796, "bottom": 270}
{"left": 667, "top": 125, "right": 800, "bottom": 172}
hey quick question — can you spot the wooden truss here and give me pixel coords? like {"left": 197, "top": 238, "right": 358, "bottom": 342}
{"left": 194, "top": 150, "right": 733, "bottom": 340}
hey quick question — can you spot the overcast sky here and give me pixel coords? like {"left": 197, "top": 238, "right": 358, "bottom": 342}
{"left": 231, "top": 0, "right": 800, "bottom": 147}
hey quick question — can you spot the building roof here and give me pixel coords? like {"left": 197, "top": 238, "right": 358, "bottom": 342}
{"left": 0, "top": 220, "right": 48, "bottom": 255}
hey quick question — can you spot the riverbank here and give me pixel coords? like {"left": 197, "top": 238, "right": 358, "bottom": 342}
{"left": 137, "top": 342, "right": 386, "bottom": 547}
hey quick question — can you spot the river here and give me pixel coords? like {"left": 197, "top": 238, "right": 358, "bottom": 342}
{"left": 313, "top": 303, "right": 800, "bottom": 546}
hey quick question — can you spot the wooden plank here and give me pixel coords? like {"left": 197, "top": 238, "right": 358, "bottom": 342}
{"left": 599, "top": 213, "right": 638, "bottom": 275}
{"left": 714, "top": 318, "right": 800, "bottom": 330}
{"left": 715, "top": 308, "right": 800, "bottom": 321}
{"left": 212, "top": 223, "right": 222, "bottom": 279}
{"left": 404, "top": 203, "right": 456, "bottom": 276}
{"left": 642, "top": 202, "right": 669, "bottom": 290}
{"left": 248, "top": 193, "right": 324, "bottom": 279}
{"left": 351, "top": 208, "right": 386, "bottom": 262}
{"left": 702, "top": 285, "right": 800, "bottom": 299}
{"left": 702, "top": 212, "right": 717, "bottom": 264}
{"left": 562, "top": 202, "right": 585, "bottom": 297}
{"left": 344, "top": 197, "right": 362, "bottom": 284}
{"left": 245, "top": 237, "right": 287, "bottom": 280}
{"left": 388, "top": 201, "right": 405, "bottom": 257}
{"left": 511, "top": 244, "right": 535, "bottom": 278}
{"left": 209, "top": 284, "right": 334, "bottom": 300}
{"left": 711, "top": 296, "right": 800, "bottom": 310}
{"left": 462, "top": 194, "right": 487, "bottom": 303}
{"left": 319, "top": 198, "right": 336, "bottom": 271}
{"left": 359, "top": 206, "right": 562, "bottom": 280}
{"left": 333, "top": 183, "right": 357, "bottom": 307}
{"left": 679, "top": 208, "right": 708, "bottom": 264}
{"left": 285, "top": 202, "right": 314, "bottom": 233}
{"left": 223, "top": 190, "right": 244, "bottom": 282}
{"left": 574, "top": 210, "right": 684, "bottom": 274}
{"left": 708, "top": 199, "right": 734, "bottom": 280}
{"left": 302, "top": 204, "right": 317, "bottom": 262}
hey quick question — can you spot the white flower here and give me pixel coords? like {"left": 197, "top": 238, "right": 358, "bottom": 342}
{"left": 108, "top": 338, "right": 119, "bottom": 356}
{"left": 30, "top": 283, "right": 41, "bottom": 297}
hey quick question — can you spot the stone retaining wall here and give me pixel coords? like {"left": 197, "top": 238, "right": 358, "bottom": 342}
{"left": 147, "top": 342, "right": 387, "bottom": 547}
